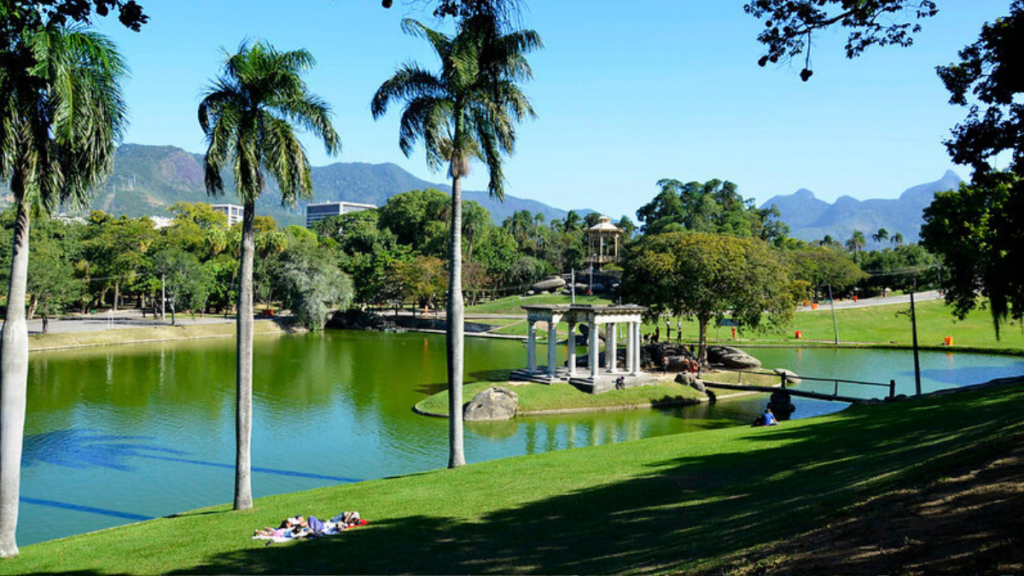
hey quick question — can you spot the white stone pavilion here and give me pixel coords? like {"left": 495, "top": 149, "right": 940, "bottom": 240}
{"left": 512, "top": 304, "right": 649, "bottom": 394}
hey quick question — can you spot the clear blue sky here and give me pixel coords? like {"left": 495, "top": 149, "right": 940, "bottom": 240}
{"left": 93, "top": 0, "right": 1011, "bottom": 220}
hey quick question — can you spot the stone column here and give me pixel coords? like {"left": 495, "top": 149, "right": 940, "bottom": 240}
{"left": 567, "top": 321, "right": 577, "bottom": 378}
{"left": 527, "top": 320, "right": 536, "bottom": 373}
{"left": 631, "top": 322, "right": 640, "bottom": 376}
{"left": 606, "top": 322, "right": 617, "bottom": 373}
{"left": 547, "top": 320, "right": 558, "bottom": 377}
{"left": 589, "top": 320, "right": 600, "bottom": 380}
{"left": 625, "top": 321, "right": 634, "bottom": 374}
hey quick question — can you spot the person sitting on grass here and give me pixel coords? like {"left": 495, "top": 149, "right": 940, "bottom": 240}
{"left": 752, "top": 408, "right": 779, "bottom": 427}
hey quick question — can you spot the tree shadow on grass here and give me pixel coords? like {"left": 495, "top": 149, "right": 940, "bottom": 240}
{"left": 166, "top": 385, "right": 1024, "bottom": 575}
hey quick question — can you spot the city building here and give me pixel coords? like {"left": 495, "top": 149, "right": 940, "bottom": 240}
{"left": 305, "top": 201, "right": 377, "bottom": 227}
{"left": 211, "top": 203, "right": 244, "bottom": 226}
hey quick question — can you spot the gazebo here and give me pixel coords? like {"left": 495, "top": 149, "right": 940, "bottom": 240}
{"left": 584, "top": 216, "right": 623, "bottom": 270}
{"left": 512, "top": 304, "right": 649, "bottom": 394}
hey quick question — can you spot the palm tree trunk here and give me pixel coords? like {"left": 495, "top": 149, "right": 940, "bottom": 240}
{"left": 0, "top": 201, "right": 31, "bottom": 558}
{"left": 447, "top": 174, "right": 466, "bottom": 469}
{"left": 234, "top": 200, "right": 255, "bottom": 510}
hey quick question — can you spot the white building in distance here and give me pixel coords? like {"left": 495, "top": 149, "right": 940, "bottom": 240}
{"left": 149, "top": 216, "right": 174, "bottom": 229}
{"left": 305, "top": 201, "right": 377, "bottom": 228}
{"left": 211, "top": 204, "right": 244, "bottom": 226}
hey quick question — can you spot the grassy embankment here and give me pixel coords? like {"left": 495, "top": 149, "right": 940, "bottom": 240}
{"left": 4, "top": 380, "right": 1023, "bottom": 575}
{"left": 468, "top": 294, "right": 1024, "bottom": 353}
{"left": 28, "top": 319, "right": 301, "bottom": 352}
{"left": 415, "top": 370, "right": 780, "bottom": 416}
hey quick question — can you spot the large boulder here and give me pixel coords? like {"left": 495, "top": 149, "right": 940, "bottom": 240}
{"left": 674, "top": 372, "right": 706, "bottom": 392}
{"left": 707, "top": 346, "right": 761, "bottom": 369}
{"left": 463, "top": 387, "right": 519, "bottom": 421}
{"left": 774, "top": 368, "right": 802, "bottom": 385}
{"left": 531, "top": 277, "right": 566, "bottom": 292}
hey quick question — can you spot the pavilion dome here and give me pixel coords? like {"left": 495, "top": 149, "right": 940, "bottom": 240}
{"left": 587, "top": 216, "right": 621, "bottom": 234}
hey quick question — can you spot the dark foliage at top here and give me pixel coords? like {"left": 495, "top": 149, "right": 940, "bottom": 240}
{"left": 744, "top": 0, "right": 937, "bottom": 80}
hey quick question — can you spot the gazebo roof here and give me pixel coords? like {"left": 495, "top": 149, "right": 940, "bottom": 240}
{"left": 587, "top": 216, "right": 621, "bottom": 234}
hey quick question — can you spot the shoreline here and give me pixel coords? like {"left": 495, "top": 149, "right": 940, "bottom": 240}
{"left": 28, "top": 319, "right": 305, "bottom": 353}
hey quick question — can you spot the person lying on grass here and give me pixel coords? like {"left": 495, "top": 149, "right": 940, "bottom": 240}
{"left": 253, "top": 512, "right": 367, "bottom": 540}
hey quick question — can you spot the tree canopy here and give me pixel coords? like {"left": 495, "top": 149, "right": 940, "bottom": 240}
{"left": 621, "top": 232, "right": 793, "bottom": 363}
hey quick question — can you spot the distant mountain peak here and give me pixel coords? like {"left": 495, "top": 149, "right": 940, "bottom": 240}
{"left": 767, "top": 171, "right": 963, "bottom": 245}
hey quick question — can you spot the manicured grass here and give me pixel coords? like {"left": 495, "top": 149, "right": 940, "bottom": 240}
{"left": 466, "top": 293, "right": 612, "bottom": 315}
{"left": 646, "top": 298, "right": 1024, "bottom": 353}
{"left": 5, "top": 381, "right": 1023, "bottom": 575}
{"left": 415, "top": 369, "right": 780, "bottom": 416}
{"left": 415, "top": 379, "right": 707, "bottom": 415}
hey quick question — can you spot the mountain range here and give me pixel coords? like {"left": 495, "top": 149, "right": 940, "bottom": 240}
{"left": 760, "top": 170, "right": 963, "bottom": 246}
{"left": 4, "top": 144, "right": 590, "bottom": 227}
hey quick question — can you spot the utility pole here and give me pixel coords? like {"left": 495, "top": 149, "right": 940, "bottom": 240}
{"left": 828, "top": 284, "right": 839, "bottom": 345}
{"left": 910, "top": 285, "right": 922, "bottom": 396}
{"left": 589, "top": 265, "right": 594, "bottom": 296}
{"left": 161, "top": 273, "right": 166, "bottom": 321}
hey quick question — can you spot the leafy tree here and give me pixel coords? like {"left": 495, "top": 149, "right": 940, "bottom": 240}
{"left": 473, "top": 227, "right": 519, "bottom": 284}
{"left": 391, "top": 255, "right": 447, "bottom": 310}
{"left": 937, "top": 1, "right": 1024, "bottom": 179}
{"left": 277, "top": 244, "right": 353, "bottom": 330}
{"left": 857, "top": 243, "right": 937, "bottom": 295}
{"left": 372, "top": 15, "right": 540, "bottom": 468}
{"left": 622, "top": 232, "right": 793, "bottom": 364}
{"left": 0, "top": 24, "right": 127, "bottom": 557}
{"left": 922, "top": 174, "right": 1023, "bottom": 334}
{"left": 377, "top": 188, "right": 450, "bottom": 249}
{"left": 744, "top": 0, "right": 937, "bottom": 81}
{"left": 150, "top": 247, "right": 211, "bottom": 325}
{"left": 636, "top": 178, "right": 784, "bottom": 241}
{"left": 199, "top": 40, "right": 340, "bottom": 511}
{"left": 785, "top": 247, "right": 867, "bottom": 300}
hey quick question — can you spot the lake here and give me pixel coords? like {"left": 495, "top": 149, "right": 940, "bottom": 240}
{"left": 20, "top": 331, "right": 1024, "bottom": 545}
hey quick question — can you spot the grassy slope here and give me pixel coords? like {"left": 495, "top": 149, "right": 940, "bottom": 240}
{"left": 8, "top": 381, "right": 1022, "bottom": 575}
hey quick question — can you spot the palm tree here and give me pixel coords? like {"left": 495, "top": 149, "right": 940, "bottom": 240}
{"left": 199, "top": 41, "right": 339, "bottom": 510}
{"left": 372, "top": 16, "right": 540, "bottom": 468}
{"left": 0, "top": 24, "right": 127, "bottom": 558}
{"left": 872, "top": 228, "right": 889, "bottom": 245}
{"left": 563, "top": 210, "right": 582, "bottom": 233}
{"left": 846, "top": 230, "right": 866, "bottom": 256}
{"left": 892, "top": 232, "right": 904, "bottom": 247}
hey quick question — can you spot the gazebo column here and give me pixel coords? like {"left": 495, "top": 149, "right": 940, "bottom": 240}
{"left": 625, "top": 322, "right": 634, "bottom": 374}
{"left": 527, "top": 320, "right": 537, "bottom": 373}
{"left": 547, "top": 320, "right": 559, "bottom": 377}
{"left": 567, "top": 320, "right": 577, "bottom": 378}
{"left": 588, "top": 321, "right": 600, "bottom": 380}
{"left": 631, "top": 322, "right": 640, "bottom": 376}
{"left": 606, "top": 322, "right": 617, "bottom": 373}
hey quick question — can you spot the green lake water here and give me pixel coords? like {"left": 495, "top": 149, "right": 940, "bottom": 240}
{"left": 20, "top": 330, "right": 1024, "bottom": 545}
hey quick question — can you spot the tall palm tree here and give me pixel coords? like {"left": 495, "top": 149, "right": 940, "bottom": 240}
{"left": 0, "top": 24, "right": 127, "bottom": 558}
{"left": 199, "top": 41, "right": 339, "bottom": 509}
{"left": 892, "top": 232, "right": 904, "bottom": 247}
{"left": 372, "top": 16, "right": 540, "bottom": 468}
{"left": 847, "top": 230, "right": 866, "bottom": 256}
{"left": 872, "top": 227, "right": 889, "bottom": 245}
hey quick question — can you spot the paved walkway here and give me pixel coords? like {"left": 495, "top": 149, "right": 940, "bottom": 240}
{"left": 797, "top": 290, "right": 942, "bottom": 312}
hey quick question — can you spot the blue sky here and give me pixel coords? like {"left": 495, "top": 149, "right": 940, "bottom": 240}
{"left": 94, "top": 0, "right": 1011, "bottom": 220}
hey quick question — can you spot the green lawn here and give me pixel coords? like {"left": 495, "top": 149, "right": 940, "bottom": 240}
{"left": 415, "top": 379, "right": 708, "bottom": 415}
{"left": 466, "top": 293, "right": 612, "bottom": 315}
{"left": 9, "top": 376, "right": 1020, "bottom": 574}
